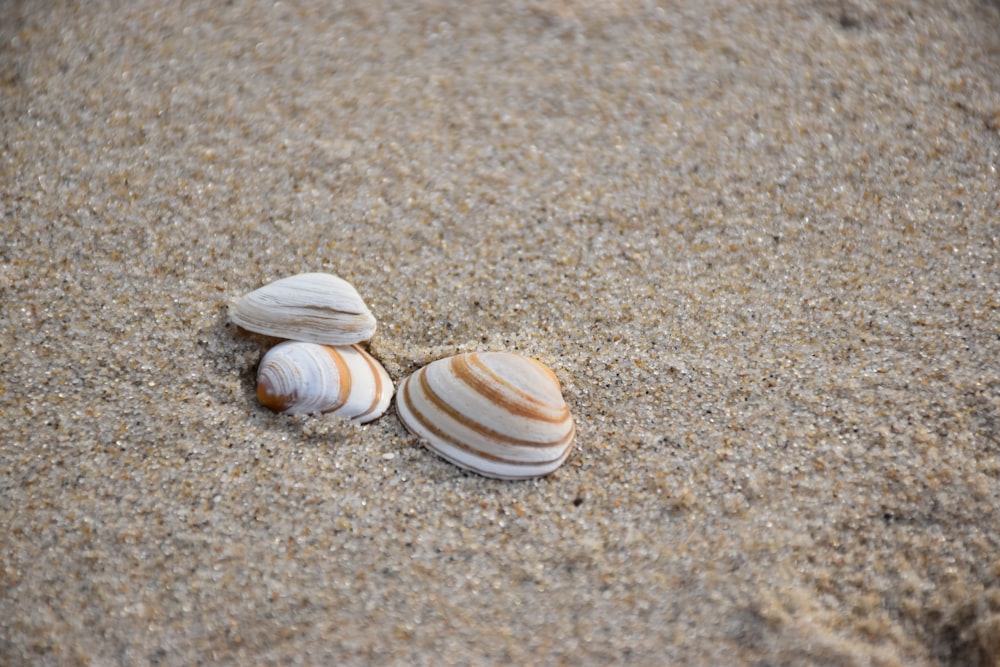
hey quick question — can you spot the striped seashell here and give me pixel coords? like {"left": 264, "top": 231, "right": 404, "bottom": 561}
{"left": 395, "top": 352, "right": 575, "bottom": 480}
{"left": 231, "top": 273, "right": 376, "bottom": 346}
{"left": 257, "top": 341, "right": 393, "bottom": 423}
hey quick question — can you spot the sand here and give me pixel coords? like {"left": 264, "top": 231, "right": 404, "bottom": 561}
{"left": 2, "top": 1, "right": 999, "bottom": 664}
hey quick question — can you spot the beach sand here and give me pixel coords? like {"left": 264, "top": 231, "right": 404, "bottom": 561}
{"left": 2, "top": 1, "right": 999, "bottom": 664}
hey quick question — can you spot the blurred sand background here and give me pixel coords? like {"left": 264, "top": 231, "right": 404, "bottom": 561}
{"left": 2, "top": 0, "right": 999, "bottom": 664}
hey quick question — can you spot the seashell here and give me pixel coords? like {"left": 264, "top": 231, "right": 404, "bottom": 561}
{"left": 395, "top": 352, "right": 575, "bottom": 480}
{"left": 231, "top": 273, "right": 377, "bottom": 345}
{"left": 257, "top": 341, "right": 393, "bottom": 423}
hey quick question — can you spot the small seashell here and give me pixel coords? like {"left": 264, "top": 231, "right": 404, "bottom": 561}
{"left": 231, "top": 273, "right": 377, "bottom": 345}
{"left": 257, "top": 341, "right": 393, "bottom": 423}
{"left": 395, "top": 352, "right": 575, "bottom": 480}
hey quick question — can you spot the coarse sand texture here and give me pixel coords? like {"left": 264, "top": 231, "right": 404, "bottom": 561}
{"left": 2, "top": 1, "right": 999, "bottom": 665}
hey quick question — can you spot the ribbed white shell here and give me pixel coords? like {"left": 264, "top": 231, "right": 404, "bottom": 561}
{"left": 257, "top": 341, "right": 393, "bottom": 423}
{"left": 395, "top": 352, "right": 575, "bottom": 480}
{"left": 231, "top": 273, "right": 377, "bottom": 345}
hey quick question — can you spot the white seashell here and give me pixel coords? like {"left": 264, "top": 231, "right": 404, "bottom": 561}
{"left": 231, "top": 273, "right": 377, "bottom": 345}
{"left": 257, "top": 341, "right": 393, "bottom": 423}
{"left": 395, "top": 352, "right": 575, "bottom": 480}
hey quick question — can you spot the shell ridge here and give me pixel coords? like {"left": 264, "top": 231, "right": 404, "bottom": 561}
{"left": 349, "top": 344, "right": 388, "bottom": 422}
{"left": 319, "top": 345, "right": 351, "bottom": 414}
{"left": 299, "top": 304, "right": 366, "bottom": 317}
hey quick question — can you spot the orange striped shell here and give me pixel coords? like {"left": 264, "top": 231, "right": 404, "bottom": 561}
{"left": 395, "top": 352, "right": 575, "bottom": 479}
{"left": 257, "top": 341, "right": 393, "bottom": 423}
